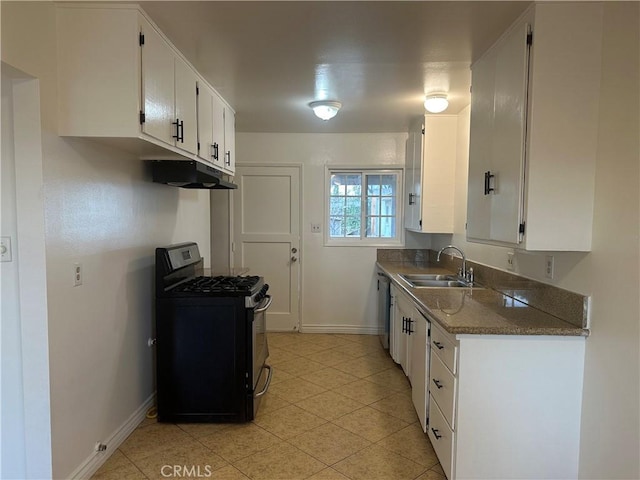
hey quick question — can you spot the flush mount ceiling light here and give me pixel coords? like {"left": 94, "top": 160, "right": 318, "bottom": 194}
{"left": 424, "top": 94, "right": 449, "bottom": 114}
{"left": 309, "top": 101, "right": 342, "bottom": 121}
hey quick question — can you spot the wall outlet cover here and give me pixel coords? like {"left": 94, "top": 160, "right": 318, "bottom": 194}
{"left": 0, "top": 236, "right": 12, "bottom": 262}
{"left": 311, "top": 223, "right": 321, "bottom": 233}
{"left": 507, "top": 252, "right": 514, "bottom": 270}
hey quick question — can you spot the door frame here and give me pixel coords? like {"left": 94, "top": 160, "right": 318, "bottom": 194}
{"left": 233, "top": 163, "right": 303, "bottom": 331}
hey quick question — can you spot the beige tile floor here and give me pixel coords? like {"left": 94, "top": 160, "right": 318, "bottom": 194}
{"left": 92, "top": 333, "right": 445, "bottom": 480}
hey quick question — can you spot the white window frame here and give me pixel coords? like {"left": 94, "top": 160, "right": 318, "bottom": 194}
{"left": 324, "top": 167, "right": 404, "bottom": 247}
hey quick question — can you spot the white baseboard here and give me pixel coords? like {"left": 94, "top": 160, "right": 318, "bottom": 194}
{"left": 299, "top": 324, "right": 381, "bottom": 335}
{"left": 70, "top": 393, "right": 156, "bottom": 480}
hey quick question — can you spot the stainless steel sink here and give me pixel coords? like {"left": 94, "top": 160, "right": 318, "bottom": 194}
{"left": 398, "top": 273, "right": 473, "bottom": 288}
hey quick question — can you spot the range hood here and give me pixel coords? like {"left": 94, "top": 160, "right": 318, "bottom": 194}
{"left": 150, "top": 160, "right": 237, "bottom": 189}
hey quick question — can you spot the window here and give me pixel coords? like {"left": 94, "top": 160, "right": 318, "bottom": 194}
{"left": 327, "top": 169, "right": 402, "bottom": 245}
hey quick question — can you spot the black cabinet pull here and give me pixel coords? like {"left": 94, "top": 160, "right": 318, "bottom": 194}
{"left": 407, "top": 318, "right": 414, "bottom": 335}
{"left": 484, "top": 170, "right": 495, "bottom": 195}
{"left": 433, "top": 340, "right": 444, "bottom": 350}
{"left": 172, "top": 119, "right": 184, "bottom": 142}
{"left": 212, "top": 142, "right": 219, "bottom": 160}
{"left": 408, "top": 193, "right": 415, "bottom": 205}
{"left": 402, "top": 317, "right": 406, "bottom": 333}
{"left": 432, "top": 378, "right": 443, "bottom": 389}
{"left": 431, "top": 428, "right": 442, "bottom": 440}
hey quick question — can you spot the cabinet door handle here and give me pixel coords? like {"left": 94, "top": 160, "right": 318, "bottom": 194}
{"left": 408, "top": 193, "right": 415, "bottom": 205}
{"left": 407, "top": 318, "right": 413, "bottom": 335}
{"left": 433, "top": 341, "right": 444, "bottom": 350}
{"left": 432, "top": 378, "right": 443, "bottom": 389}
{"left": 225, "top": 151, "right": 231, "bottom": 166}
{"left": 402, "top": 317, "right": 406, "bottom": 333}
{"left": 172, "top": 119, "right": 184, "bottom": 142}
{"left": 484, "top": 170, "right": 495, "bottom": 195}
{"left": 431, "top": 428, "right": 443, "bottom": 440}
{"left": 212, "top": 142, "right": 219, "bottom": 160}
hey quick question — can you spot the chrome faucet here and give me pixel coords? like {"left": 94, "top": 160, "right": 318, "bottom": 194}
{"left": 437, "top": 245, "right": 473, "bottom": 284}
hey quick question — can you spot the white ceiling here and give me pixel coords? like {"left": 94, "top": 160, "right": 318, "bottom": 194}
{"left": 141, "top": 1, "right": 531, "bottom": 133}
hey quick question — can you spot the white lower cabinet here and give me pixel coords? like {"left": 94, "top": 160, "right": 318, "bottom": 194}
{"left": 428, "top": 322, "right": 586, "bottom": 480}
{"left": 389, "top": 285, "right": 430, "bottom": 432}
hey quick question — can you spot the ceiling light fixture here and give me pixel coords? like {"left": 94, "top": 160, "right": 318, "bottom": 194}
{"left": 424, "top": 94, "right": 449, "bottom": 114}
{"left": 309, "top": 101, "right": 342, "bottom": 121}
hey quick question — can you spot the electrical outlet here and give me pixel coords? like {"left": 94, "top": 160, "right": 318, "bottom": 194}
{"left": 506, "top": 252, "right": 514, "bottom": 271}
{"left": 311, "top": 223, "right": 321, "bottom": 233}
{"left": 0, "top": 237, "right": 12, "bottom": 262}
{"left": 545, "top": 255, "right": 554, "bottom": 279}
{"left": 73, "top": 263, "right": 83, "bottom": 287}
{"left": 94, "top": 442, "right": 107, "bottom": 452}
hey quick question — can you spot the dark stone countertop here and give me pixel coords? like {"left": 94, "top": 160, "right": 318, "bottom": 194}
{"left": 377, "top": 260, "right": 588, "bottom": 337}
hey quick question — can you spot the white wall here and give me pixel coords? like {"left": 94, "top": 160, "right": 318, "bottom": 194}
{"left": 2, "top": 3, "right": 212, "bottom": 478}
{"left": 236, "top": 133, "right": 407, "bottom": 333}
{"left": 428, "top": 4, "right": 639, "bottom": 477}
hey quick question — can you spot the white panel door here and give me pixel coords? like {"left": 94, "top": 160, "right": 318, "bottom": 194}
{"left": 233, "top": 166, "right": 301, "bottom": 331}
{"left": 140, "top": 17, "right": 174, "bottom": 145}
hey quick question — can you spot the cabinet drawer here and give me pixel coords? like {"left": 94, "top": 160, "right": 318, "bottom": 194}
{"left": 431, "top": 323, "right": 457, "bottom": 374}
{"left": 430, "top": 352, "right": 456, "bottom": 429}
{"left": 428, "top": 395, "right": 455, "bottom": 480}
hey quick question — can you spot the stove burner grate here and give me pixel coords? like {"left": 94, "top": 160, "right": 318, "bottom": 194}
{"left": 173, "top": 275, "right": 261, "bottom": 294}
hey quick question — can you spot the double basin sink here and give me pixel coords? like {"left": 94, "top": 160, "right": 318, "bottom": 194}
{"left": 399, "top": 273, "right": 476, "bottom": 289}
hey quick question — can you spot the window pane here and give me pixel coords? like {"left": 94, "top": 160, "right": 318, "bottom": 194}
{"left": 329, "top": 216, "right": 345, "bottom": 237}
{"left": 346, "top": 197, "right": 361, "bottom": 216}
{"left": 366, "top": 175, "right": 381, "bottom": 195}
{"left": 330, "top": 197, "right": 345, "bottom": 216}
{"left": 366, "top": 217, "right": 380, "bottom": 237}
{"left": 381, "top": 175, "right": 396, "bottom": 195}
{"left": 367, "top": 197, "right": 380, "bottom": 216}
{"left": 345, "top": 217, "right": 360, "bottom": 237}
{"left": 330, "top": 174, "right": 347, "bottom": 195}
{"left": 380, "top": 197, "right": 396, "bottom": 215}
{"left": 380, "top": 216, "right": 396, "bottom": 238}
{"left": 345, "top": 175, "right": 361, "bottom": 196}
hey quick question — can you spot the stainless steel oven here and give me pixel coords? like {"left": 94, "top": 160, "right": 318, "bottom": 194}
{"left": 155, "top": 242, "right": 272, "bottom": 422}
{"left": 249, "top": 294, "right": 273, "bottom": 417}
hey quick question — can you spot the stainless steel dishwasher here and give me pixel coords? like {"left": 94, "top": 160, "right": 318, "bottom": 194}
{"left": 377, "top": 270, "right": 391, "bottom": 349}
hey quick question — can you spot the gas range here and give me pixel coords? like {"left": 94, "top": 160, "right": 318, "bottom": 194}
{"left": 154, "top": 242, "right": 272, "bottom": 423}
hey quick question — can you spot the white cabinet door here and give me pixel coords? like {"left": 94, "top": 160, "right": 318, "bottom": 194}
{"left": 141, "top": 17, "right": 175, "bottom": 146}
{"left": 212, "top": 93, "right": 226, "bottom": 169}
{"left": 197, "top": 83, "right": 214, "bottom": 164}
{"left": 467, "top": 22, "right": 529, "bottom": 244}
{"left": 411, "top": 311, "right": 429, "bottom": 432}
{"left": 223, "top": 107, "right": 236, "bottom": 174}
{"left": 405, "top": 116, "right": 455, "bottom": 234}
{"left": 174, "top": 56, "right": 198, "bottom": 155}
{"left": 466, "top": 46, "right": 495, "bottom": 241}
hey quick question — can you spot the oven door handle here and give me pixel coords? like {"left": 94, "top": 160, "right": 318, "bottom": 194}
{"left": 254, "top": 295, "right": 273, "bottom": 313}
{"left": 254, "top": 364, "right": 272, "bottom": 398}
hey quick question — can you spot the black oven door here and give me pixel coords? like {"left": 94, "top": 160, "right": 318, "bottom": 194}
{"left": 251, "top": 295, "right": 273, "bottom": 417}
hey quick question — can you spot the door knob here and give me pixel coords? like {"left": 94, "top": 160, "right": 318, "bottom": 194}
{"left": 291, "top": 256, "right": 298, "bottom": 262}
{"left": 291, "top": 247, "right": 297, "bottom": 253}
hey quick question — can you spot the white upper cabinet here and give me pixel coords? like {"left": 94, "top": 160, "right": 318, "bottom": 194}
{"left": 197, "top": 85, "right": 235, "bottom": 175}
{"left": 223, "top": 107, "right": 236, "bottom": 174}
{"left": 467, "top": 3, "right": 603, "bottom": 251}
{"left": 140, "top": 16, "right": 175, "bottom": 147}
{"left": 173, "top": 57, "right": 199, "bottom": 155}
{"left": 404, "top": 115, "right": 457, "bottom": 234}
{"left": 57, "top": 4, "right": 235, "bottom": 173}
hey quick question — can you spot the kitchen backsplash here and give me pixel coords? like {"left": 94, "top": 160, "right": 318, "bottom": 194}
{"left": 377, "top": 248, "right": 588, "bottom": 329}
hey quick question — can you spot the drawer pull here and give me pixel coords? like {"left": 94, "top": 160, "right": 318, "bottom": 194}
{"left": 432, "top": 378, "right": 443, "bottom": 389}
{"left": 431, "top": 428, "right": 442, "bottom": 440}
{"left": 433, "top": 341, "right": 444, "bottom": 350}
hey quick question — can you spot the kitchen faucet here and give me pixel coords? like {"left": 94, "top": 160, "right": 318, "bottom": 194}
{"left": 436, "top": 245, "right": 474, "bottom": 284}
